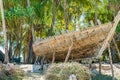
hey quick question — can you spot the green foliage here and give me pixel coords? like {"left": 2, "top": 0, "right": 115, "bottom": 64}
{"left": 0, "top": 0, "right": 120, "bottom": 62}
{"left": 0, "top": 38, "right": 4, "bottom": 45}
{"left": 116, "top": 23, "right": 120, "bottom": 32}
{"left": 0, "top": 0, "right": 119, "bottom": 37}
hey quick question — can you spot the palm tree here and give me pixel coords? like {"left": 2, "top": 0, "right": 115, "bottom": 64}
{"left": 0, "top": 0, "right": 9, "bottom": 63}
{"left": 64, "top": 0, "right": 68, "bottom": 31}
{"left": 25, "top": 0, "right": 35, "bottom": 64}
{"left": 48, "top": 0, "right": 56, "bottom": 36}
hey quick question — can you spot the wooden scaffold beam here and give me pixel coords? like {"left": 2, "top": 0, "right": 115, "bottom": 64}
{"left": 97, "top": 10, "right": 120, "bottom": 59}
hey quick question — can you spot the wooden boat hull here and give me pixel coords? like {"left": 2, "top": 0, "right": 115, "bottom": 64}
{"left": 33, "top": 23, "right": 112, "bottom": 61}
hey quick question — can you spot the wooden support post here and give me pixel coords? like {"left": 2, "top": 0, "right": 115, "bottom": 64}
{"left": 88, "top": 59, "right": 92, "bottom": 70}
{"left": 90, "top": 20, "right": 95, "bottom": 26}
{"left": 98, "top": 18, "right": 114, "bottom": 76}
{"left": 65, "top": 37, "right": 73, "bottom": 63}
{"left": 34, "top": 56, "right": 38, "bottom": 64}
{"left": 97, "top": 19, "right": 101, "bottom": 25}
{"left": 99, "top": 59, "right": 101, "bottom": 74}
{"left": 96, "top": 19, "right": 102, "bottom": 74}
{"left": 108, "top": 44, "right": 115, "bottom": 80}
{"left": 112, "top": 38, "right": 120, "bottom": 60}
{"left": 41, "top": 55, "right": 45, "bottom": 70}
{"left": 88, "top": 58, "right": 93, "bottom": 80}
{"left": 52, "top": 51, "right": 55, "bottom": 64}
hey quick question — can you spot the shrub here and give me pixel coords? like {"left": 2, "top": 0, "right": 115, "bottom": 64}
{"left": 45, "top": 62, "right": 90, "bottom": 80}
{"left": 0, "top": 64, "right": 26, "bottom": 80}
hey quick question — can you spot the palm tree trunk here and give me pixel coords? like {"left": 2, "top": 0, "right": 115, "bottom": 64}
{"left": 8, "top": 35, "right": 12, "bottom": 63}
{"left": 48, "top": 0, "right": 56, "bottom": 36}
{"left": 27, "top": 32, "right": 33, "bottom": 63}
{"left": 26, "top": 0, "right": 35, "bottom": 64}
{"left": 27, "top": 0, "right": 30, "bottom": 7}
{"left": 94, "top": 0, "right": 98, "bottom": 25}
{"left": 0, "top": 0, "right": 9, "bottom": 63}
{"left": 64, "top": 0, "right": 68, "bottom": 30}
{"left": 27, "top": 0, "right": 35, "bottom": 41}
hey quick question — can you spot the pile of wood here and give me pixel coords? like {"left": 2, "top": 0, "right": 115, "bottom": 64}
{"left": 33, "top": 23, "right": 112, "bottom": 61}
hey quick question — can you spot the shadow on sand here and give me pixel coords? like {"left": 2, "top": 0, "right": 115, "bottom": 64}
{"left": 92, "top": 74, "right": 117, "bottom": 80}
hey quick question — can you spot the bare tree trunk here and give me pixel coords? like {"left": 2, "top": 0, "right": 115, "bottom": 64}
{"left": 48, "top": 0, "right": 56, "bottom": 36}
{"left": 64, "top": 0, "right": 68, "bottom": 30}
{"left": 0, "top": 0, "right": 9, "bottom": 63}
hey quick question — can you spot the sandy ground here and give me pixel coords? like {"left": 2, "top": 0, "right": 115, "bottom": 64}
{"left": 19, "top": 63, "right": 120, "bottom": 80}
{"left": 91, "top": 63, "right": 120, "bottom": 80}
